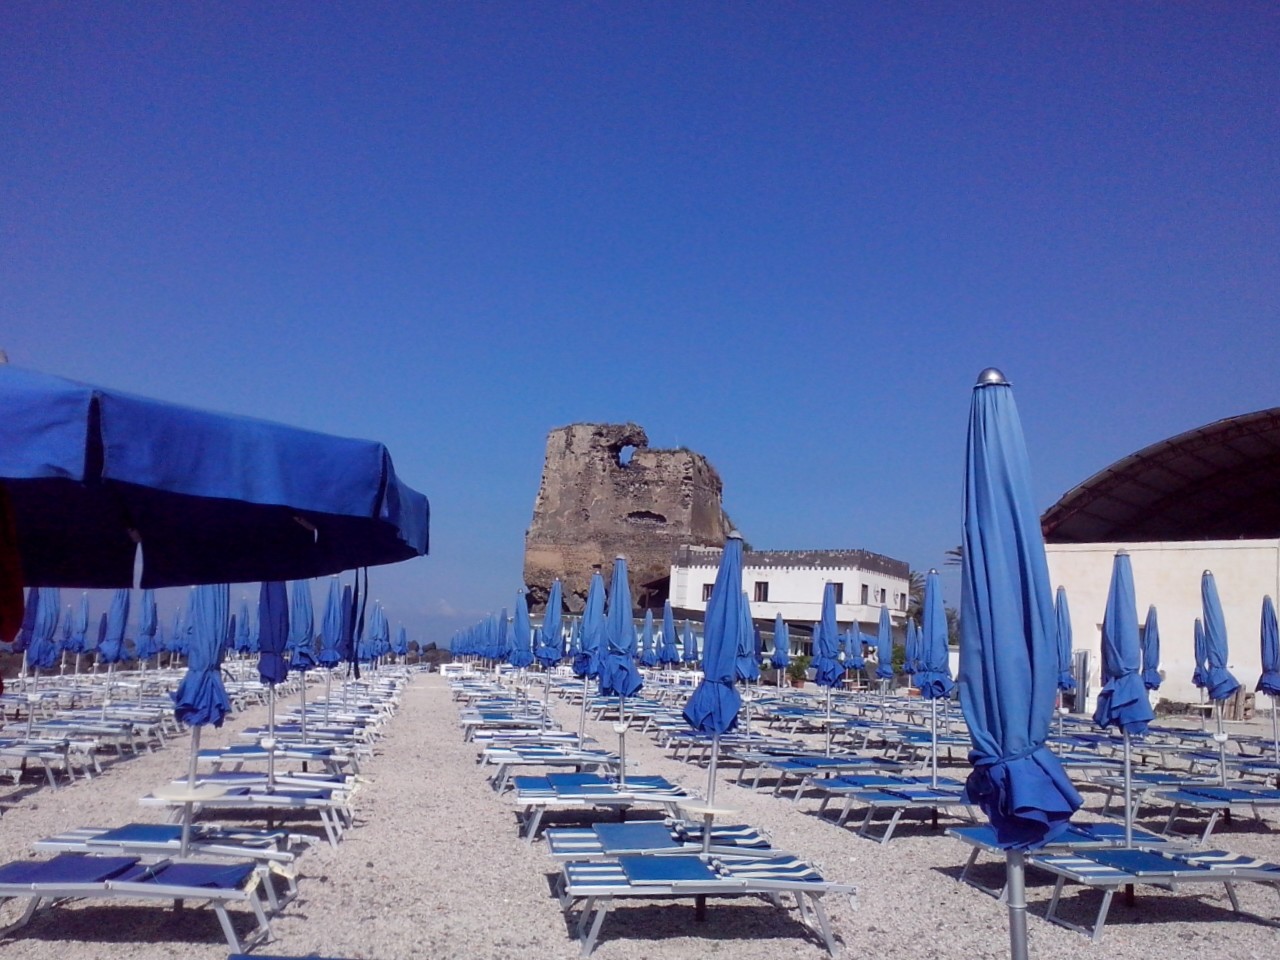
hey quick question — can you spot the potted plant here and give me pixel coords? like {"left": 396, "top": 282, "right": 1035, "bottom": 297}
{"left": 786, "top": 654, "right": 811, "bottom": 688}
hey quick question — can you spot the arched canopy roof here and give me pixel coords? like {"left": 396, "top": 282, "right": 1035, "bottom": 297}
{"left": 1042, "top": 407, "right": 1280, "bottom": 544}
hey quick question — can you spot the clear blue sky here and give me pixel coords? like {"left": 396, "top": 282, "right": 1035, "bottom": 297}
{"left": 4, "top": 4, "right": 1277, "bottom": 644}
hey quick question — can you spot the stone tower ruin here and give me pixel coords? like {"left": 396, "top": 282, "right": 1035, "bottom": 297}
{"left": 523, "top": 423, "right": 732, "bottom": 613}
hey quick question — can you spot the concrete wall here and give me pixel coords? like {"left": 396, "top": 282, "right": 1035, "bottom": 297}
{"left": 1045, "top": 538, "right": 1280, "bottom": 710}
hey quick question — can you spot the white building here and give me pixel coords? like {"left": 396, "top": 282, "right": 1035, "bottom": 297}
{"left": 668, "top": 545, "right": 910, "bottom": 656}
{"left": 1040, "top": 406, "right": 1280, "bottom": 713}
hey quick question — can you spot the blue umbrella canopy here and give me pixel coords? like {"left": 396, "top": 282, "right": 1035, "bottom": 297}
{"left": 1092, "top": 552, "right": 1154, "bottom": 736}
{"left": 0, "top": 365, "right": 429, "bottom": 589}
{"left": 598, "top": 557, "right": 642, "bottom": 698}
{"left": 903, "top": 620, "right": 920, "bottom": 676}
{"left": 27, "top": 586, "right": 61, "bottom": 670}
{"left": 257, "top": 581, "right": 289, "bottom": 685}
{"left": 98, "top": 588, "right": 132, "bottom": 664}
{"left": 394, "top": 625, "right": 409, "bottom": 657}
{"left": 682, "top": 619, "right": 698, "bottom": 665}
{"left": 683, "top": 534, "right": 746, "bottom": 734}
{"left": 659, "top": 600, "right": 680, "bottom": 665}
{"left": 234, "top": 600, "right": 252, "bottom": 654}
{"left": 541, "top": 579, "right": 564, "bottom": 665}
{"left": 638, "top": 609, "right": 657, "bottom": 668}
{"left": 318, "top": 577, "right": 343, "bottom": 668}
{"left": 133, "top": 588, "right": 159, "bottom": 661}
{"left": 811, "top": 584, "right": 844, "bottom": 687}
{"left": 770, "top": 613, "right": 789, "bottom": 670}
{"left": 174, "top": 583, "right": 232, "bottom": 727}
{"left": 66, "top": 592, "right": 89, "bottom": 654}
{"left": 917, "top": 570, "right": 954, "bottom": 700}
{"left": 167, "top": 598, "right": 189, "bottom": 655}
{"left": 845, "top": 628, "right": 865, "bottom": 670}
{"left": 735, "top": 593, "right": 760, "bottom": 682}
{"left": 288, "top": 580, "right": 317, "bottom": 671}
{"left": 1192, "top": 618, "right": 1207, "bottom": 689}
{"left": 573, "top": 570, "right": 605, "bottom": 678}
{"left": 1054, "top": 587, "right": 1075, "bottom": 692}
{"left": 1259, "top": 596, "right": 1280, "bottom": 697}
{"left": 875, "top": 605, "right": 895, "bottom": 680}
{"left": 509, "top": 590, "right": 535, "bottom": 668}
{"left": 92, "top": 611, "right": 106, "bottom": 653}
{"left": 1201, "top": 571, "right": 1241, "bottom": 702}
{"left": 1141, "top": 605, "right": 1162, "bottom": 691}
{"left": 958, "top": 369, "right": 1081, "bottom": 849}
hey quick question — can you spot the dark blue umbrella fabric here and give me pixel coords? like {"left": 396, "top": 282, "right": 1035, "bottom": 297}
{"left": 1141, "top": 605, "right": 1162, "bottom": 691}
{"left": 541, "top": 579, "right": 564, "bottom": 667}
{"left": 257, "top": 581, "right": 289, "bottom": 686}
{"left": 12, "top": 587, "right": 35, "bottom": 652}
{"left": 67, "top": 592, "right": 89, "bottom": 654}
{"left": 811, "top": 583, "right": 844, "bottom": 688}
{"left": 318, "top": 578, "right": 343, "bottom": 668}
{"left": 1259, "top": 596, "right": 1280, "bottom": 697}
{"left": 1092, "top": 552, "right": 1154, "bottom": 736}
{"left": 134, "top": 589, "right": 159, "bottom": 661}
{"left": 0, "top": 365, "right": 429, "bottom": 589}
{"left": 639, "top": 609, "right": 657, "bottom": 668}
{"left": 394, "top": 625, "right": 408, "bottom": 658}
{"left": 683, "top": 534, "right": 745, "bottom": 735}
{"left": 573, "top": 571, "right": 605, "bottom": 679}
{"left": 173, "top": 583, "right": 232, "bottom": 727}
{"left": 904, "top": 620, "right": 920, "bottom": 676}
{"left": 735, "top": 594, "right": 760, "bottom": 683}
{"left": 288, "top": 581, "right": 317, "bottom": 671}
{"left": 770, "top": 613, "right": 789, "bottom": 671}
{"left": 1054, "top": 587, "right": 1075, "bottom": 693}
{"left": 1201, "top": 572, "right": 1241, "bottom": 702}
{"left": 959, "top": 369, "right": 1081, "bottom": 850}
{"left": 682, "top": 620, "right": 698, "bottom": 665}
{"left": 1192, "top": 618, "right": 1207, "bottom": 690}
{"left": 916, "top": 570, "right": 954, "bottom": 700}
{"left": 27, "top": 587, "right": 60, "bottom": 670}
{"left": 510, "top": 591, "right": 535, "bottom": 669}
{"left": 598, "top": 557, "right": 642, "bottom": 698}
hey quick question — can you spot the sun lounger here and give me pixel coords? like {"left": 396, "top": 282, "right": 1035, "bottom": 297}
{"left": 141, "top": 783, "right": 354, "bottom": 848}
{"left": 510, "top": 772, "right": 693, "bottom": 842}
{"left": 0, "top": 852, "right": 272, "bottom": 952}
{"left": 1153, "top": 785, "right": 1280, "bottom": 843}
{"left": 1027, "top": 845, "right": 1280, "bottom": 941}
{"left": 558, "top": 852, "right": 855, "bottom": 956}
{"left": 740, "top": 754, "right": 910, "bottom": 798}
{"left": 819, "top": 783, "right": 976, "bottom": 842}
{"left": 545, "top": 819, "right": 772, "bottom": 860}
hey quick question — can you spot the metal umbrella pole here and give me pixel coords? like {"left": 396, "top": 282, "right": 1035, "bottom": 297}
{"left": 701, "top": 734, "right": 720, "bottom": 856}
{"left": 1215, "top": 700, "right": 1228, "bottom": 786}
{"left": 1007, "top": 851, "right": 1030, "bottom": 960}
{"left": 930, "top": 697, "right": 939, "bottom": 788}
{"left": 615, "top": 694, "right": 627, "bottom": 789}
{"left": 1122, "top": 729, "right": 1134, "bottom": 846}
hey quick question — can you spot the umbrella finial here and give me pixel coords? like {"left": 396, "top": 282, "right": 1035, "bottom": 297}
{"left": 928, "top": 568, "right": 938, "bottom": 575}
{"left": 727, "top": 530, "right": 742, "bottom": 540}
{"left": 1116, "top": 548, "right": 1129, "bottom": 556}
{"left": 976, "top": 367, "right": 1008, "bottom": 386}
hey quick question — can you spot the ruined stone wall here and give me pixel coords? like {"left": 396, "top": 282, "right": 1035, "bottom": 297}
{"left": 523, "top": 423, "right": 732, "bottom": 613}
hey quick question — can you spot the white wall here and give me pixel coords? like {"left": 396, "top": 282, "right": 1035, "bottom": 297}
{"left": 1045, "top": 538, "right": 1280, "bottom": 710}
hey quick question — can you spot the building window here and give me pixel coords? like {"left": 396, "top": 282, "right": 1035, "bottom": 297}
{"left": 701, "top": 583, "right": 714, "bottom": 602}
{"left": 878, "top": 587, "right": 887, "bottom": 604}
{"left": 831, "top": 583, "right": 844, "bottom": 604}
{"left": 860, "top": 584, "right": 869, "bottom": 605}
{"left": 753, "top": 581, "right": 769, "bottom": 602}
{"left": 899, "top": 592, "right": 908, "bottom": 611}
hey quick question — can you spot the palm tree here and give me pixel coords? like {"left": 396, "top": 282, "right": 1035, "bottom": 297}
{"left": 906, "top": 570, "right": 925, "bottom": 622}
{"left": 944, "top": 545, "right": 964, "bottom": 567}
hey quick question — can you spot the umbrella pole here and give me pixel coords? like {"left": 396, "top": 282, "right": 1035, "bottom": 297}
{"left": 825, "top": 686, "right": 833, "bottom": 757}
{"left": 578, "top": 676, "right": 589, "bottom": 743}
{"left": 1122, "top": 729, "right": 1133, "bottom": 847}
{"left": 702, "top": 734, "right": 721, "bottom": 856}
{"left": 1199, "top": 687, "right": 1206, "bottom": 731}
{"left": 931, "top": 697, "right": 939, "bottom": 788}
{"left": 1272, "top": 694, "right": 1279, "bottom": 771}
{"left": 266, "top": 684, "right": 276, "bottom": 792}
{"left": 182, "top": 725, "right": 202, "bottom": 857}
{"left": 299, "top": 673, "right": 308, "bottom": 745}
{"left": 1006, "top": 850, "right": 1030, "bottom": 960}
{"left": 324, "top": 670, "right": 332, "bottom": 725}
{"left": 616, "top": 694, "right": 626, "bottom": 789}
{"left": 1215, "top": 700, "right": 1227, "bottom": 786}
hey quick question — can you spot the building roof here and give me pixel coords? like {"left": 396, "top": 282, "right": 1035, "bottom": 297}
{"left": 1041, "top": 407, "right": 1280, "bottom": 544}
{"left": 672, "top": 545, "right": 909, "bottom": 579}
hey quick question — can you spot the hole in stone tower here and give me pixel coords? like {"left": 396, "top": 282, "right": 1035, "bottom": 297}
{"left": 617, "top": 445, "right": 636, "bottom": 467}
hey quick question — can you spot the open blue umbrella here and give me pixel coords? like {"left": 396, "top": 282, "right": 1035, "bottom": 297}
{"left": 0, "top": 365, "right": 429, "bottom": 590}
{"left": 659, "top": 599, "right": 680, "bottom": 667}
{"left": 682, "top": 533, "right": 746, "bottom": 820}
{"left": 1258, "top": 596, "right": 1280, "bottom": 768}
{"left": 918, "top": 569, "right": 954, "bottom": 785}
{"left": 958, "top": 369, "right": 1081, "bottom": 960}
{"left": 875, "top": 605, "right": 895, "bottom": 684}
{"left": 510, "top": 590, "right": 535, "bottom": 669}
{"left": 770, "top": 613, "right": 789, "bottom": 680}
{"left": 1092, "top": 550, "right": 1154, "bottom": 846}
{"left": 1140, "top": 605, "right": 1162, "bottom": 690}
{"left": 1202, "top": 570, "right": 1241, "bottom": 784}
{"left": 638, "top": 609, "right": 657, "bottom": 668}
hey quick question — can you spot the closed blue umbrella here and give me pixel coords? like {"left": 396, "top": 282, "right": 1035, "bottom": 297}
{"left": 318, "top": 577, "right": 343, "bottom": 668}
{"left": 958, "top": 369, "right": 1081, "bottom": 960}
{"left": 258, "top": 580, "right": 289, "bottom": 790}
{"left": 770, "top": 613, "right": 789, "bottom": 674}
{"left": 638, "top": 609, "right": 657, "bottom": 668}
{"left": 68, "top": 592, "right": 89, "bottom": 656}
{"left": 1192, "top": 618, "right": 1207, "bottom": 690}
{"left": 735, "top": 594, "right": 759, "bottom": 683}
{"left": 98, "top": 588, "right": 131, "bottom": 666}
{"left": 235, "top": 600, "right": 253, "bottom": 654}
{"left": 1092, "top": 550, "right": 1154, "bottom": 846}
{"left": 12, "top": 587, "right": 36, "bottom": 653}
{"left": 1141, "top": 605, "right": 1162, "bottom": 690}
{"left": 598, "top": 557, "right": 642, "bottom": 699}
{"left": 903, "top": 619, "right": 920, "bottom": 677}
{"left": 682, "top": 533, "right": 746, "bottom": 817}
{"left": 28, "top": 587, "right": 61, "bottom": 673}
{"left": 875, "top": 605, "right": 894, "bottom": 683}
{"left": 167, "top": 602, "right": 188, "bottom": 656}
{"left": 918, "top": 569, "right": 954, "bottom": 785}
{"left": 134, "top": 589, "right": 160, "bottom": 662}
{"left": 288, "top": 581, "right": 317, "bottom": 672}
{"left": 394, "top": 625, "right": 408, "bottom": 658}
{"left": 659, "top": 600, "right": 680, "bottom": 666}
{"left": 574, "top": 571, "right": 605, "bottom": 678}
{"left": 1202, "top": 570, "right": 1241, "bottom": 784}
{"left": 509, "top": 590, "right": 534, "bottom": 669}
{"left": 812, "top": 582, "right": 844, "bottom": 755}
{"left": 1054, "top": 587, "right": 1075, "bottom": 694}
{"left": 540, "top": 579, "right": 564, "bottom": 668}
{"left": 1258, "top": 596, "right": 1280, "bottom": 767}
{"left": 845, "top": 628, "right": 865, "bottom": 671}
{"left": 682, "top": 619, "right": 698, "bottom": 665}
{"left": 92, "top": 611, "right": 106, "bottom": 654}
